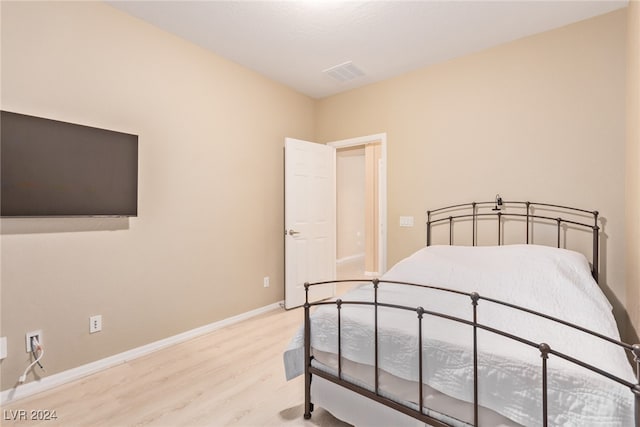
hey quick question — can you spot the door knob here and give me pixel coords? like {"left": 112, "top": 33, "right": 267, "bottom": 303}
{"left": 288, "top": 229, "right": 301, "bottom": 236}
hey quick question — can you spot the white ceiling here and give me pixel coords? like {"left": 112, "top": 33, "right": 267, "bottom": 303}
{"left": 107, "top": 1, "right": 628, "bottom": 99}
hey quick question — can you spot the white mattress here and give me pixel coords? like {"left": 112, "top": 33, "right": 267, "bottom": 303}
{"left": 310, "top": 374, "right": 426, "bottom": 427}
{"left": 312, "top": 349, "right": 520, "bottom": 426}
{"left": 284, "top": 245, "right": 636, "bottom": 426}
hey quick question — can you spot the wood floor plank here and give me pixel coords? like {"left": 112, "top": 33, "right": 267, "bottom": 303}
{"left": 1, "top": 307, "right": 350, "bottom": 427}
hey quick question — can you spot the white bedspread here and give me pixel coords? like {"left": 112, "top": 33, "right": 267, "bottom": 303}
{"left": 284, "top": 245, "right": 637, "bottom": 426}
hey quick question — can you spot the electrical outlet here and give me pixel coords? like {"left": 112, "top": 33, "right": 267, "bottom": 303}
{"left": 89, "top": 315, "right": 102, "bottom": 334}
{"left": 25, "top": 330, "right": 42, "bottom": 353}
{"left": 263, "top": 276, "right": 270, "bottom": 288}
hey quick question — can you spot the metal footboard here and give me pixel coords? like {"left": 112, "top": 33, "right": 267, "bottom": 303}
{"left": 302, "top": 279, "right": 640, "bottom": 426}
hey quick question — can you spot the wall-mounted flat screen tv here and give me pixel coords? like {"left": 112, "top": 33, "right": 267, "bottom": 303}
{"left": 1, "top": 111, "right": 138, "bottom": 217}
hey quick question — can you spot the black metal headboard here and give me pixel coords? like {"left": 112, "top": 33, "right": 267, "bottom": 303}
{"left": 426, "top": 198, "right": 600, "bottom": 282}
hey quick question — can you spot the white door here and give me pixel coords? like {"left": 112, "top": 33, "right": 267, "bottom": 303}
{"left": 284, "top": 138, "right": 336, "bottom": 309}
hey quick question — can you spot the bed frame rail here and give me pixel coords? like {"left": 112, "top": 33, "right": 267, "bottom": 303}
{"left": 426, "top": 200, "right": 600, "bottom": 281}
{"left": 303, "top": 279, "right": 640, "bottom": 427}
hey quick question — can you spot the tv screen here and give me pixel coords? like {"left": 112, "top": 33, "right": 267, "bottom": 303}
{"left": 1, "top": 111, "right": 138, "bottom": 217}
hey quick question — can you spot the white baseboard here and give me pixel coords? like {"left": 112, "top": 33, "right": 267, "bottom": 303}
{"left": 1, "top": 301, "right": 283, "bottom": 405}
{"left": 336, "top": 253, "right": 365, "bottom": 265}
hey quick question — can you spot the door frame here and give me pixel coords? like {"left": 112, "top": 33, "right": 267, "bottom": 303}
{"left": 328, "top": 133, "right": 387, "bottom": 274}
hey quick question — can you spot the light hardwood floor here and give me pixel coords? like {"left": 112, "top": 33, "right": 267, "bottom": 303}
{"left": 1, "top": 260, "right": 374, "bottom": 427}
{"left": 1, "top": 306, "right": 351, "bottom": 427}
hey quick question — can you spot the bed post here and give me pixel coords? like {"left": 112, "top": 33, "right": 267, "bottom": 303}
{"left": 592, "top": 211, "right": 599, "bottom": 282}
{"left": 426, "top": 211, "right": 432, "bottom": 246}
{"left": 337, "top": 299, "right": 343, "bottom": 380}
{"left": 373, "top": 278, "right": 380, "bottom": 395}
{"left": 303, "top": 282, "right": 313, "bottom": 420}
{"left": 472, "top": 202, "right": 477, "bottom": 246}
{"left": 633, "top": 384, "right": 640, "bottom": 427}
{"left": 539, "top": 343, "right": 551, "bottom": 427}
{"left": 526, "top": 201, "right": 530, "bottom": 244}
{"left": 497, "top": 212, "right": 502, "bottom": 246}
{"left": 417, "top": 307, "right": 424, "bottom": 415}
{"left": 470, "top": 292, "right": 480, "bottom": 427}
{"left": 633, "top": 344, "right": 640, "bottom": 426}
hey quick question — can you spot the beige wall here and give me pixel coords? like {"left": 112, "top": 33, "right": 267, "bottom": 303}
{"left": 0, "top": 1, "right": 315, "bottom": 390}
{"left": 317, "top": 10, "right": 631, "bottom": 337}
{"left": 626, "top": 0, "right": 640, "bottom": 338}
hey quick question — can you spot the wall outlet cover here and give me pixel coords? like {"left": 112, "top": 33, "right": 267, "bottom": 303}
{"left": 90, "top": 315, "right": 102, "bottom": 334}
{"left": 25, "top": 330, "right": 42, "bottom": 353}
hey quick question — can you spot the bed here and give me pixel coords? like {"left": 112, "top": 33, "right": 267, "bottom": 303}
{"left": 283, "top": 199, "right": 640, "bottom": 426}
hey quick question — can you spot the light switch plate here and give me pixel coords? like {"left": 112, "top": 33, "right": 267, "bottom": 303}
{"left": 399, "top": 216, "right": 414, "bottom": 227}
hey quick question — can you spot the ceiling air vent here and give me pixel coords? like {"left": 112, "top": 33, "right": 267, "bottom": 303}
{"left": 323, "top": 61, "right": 365, "bottom": 83}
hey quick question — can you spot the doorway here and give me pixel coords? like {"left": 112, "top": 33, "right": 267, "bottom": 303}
{"left": 329, "top": 134, "right": 387, "bottom": 280}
